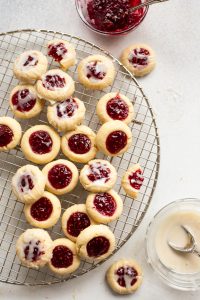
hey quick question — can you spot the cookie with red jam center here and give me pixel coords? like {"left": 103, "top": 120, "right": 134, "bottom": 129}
{"left": 122, "top": 163, "right": 144, "bottom": 198}
{"left": 0, "top": 117, "right": 22, "bottom": 151}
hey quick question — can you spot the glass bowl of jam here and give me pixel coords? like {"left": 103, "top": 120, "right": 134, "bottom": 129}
{"left": 75, "top": 0, "right": 149, "bottom": 35}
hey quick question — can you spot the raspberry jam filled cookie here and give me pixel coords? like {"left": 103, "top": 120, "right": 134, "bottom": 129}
{"left": 13, "top": 50, "right": 48, "bottom": 82}
{"left": 47, "top": 39, "right": 76, "bottom": 70}
{"left": 42, "top": 159, "right": 79, "bottom": 195}
{"left": 122, "top": 164, "right": 144, "bottom": 198}
{"left": 61, "top": 125, "right": 97, "bottom": 163}
{"left": 120, "top": 44, "right": 156, "bottom": 77}
{"left": 36, "top": 69, "right": 75, "bottom": 102}
{"left": 47, "top": 97, "right": 86, "bottom": 132}
{"left": 80, "top": 159, "right": 117, "bottom": 192}
{"left": 96, "top": 120, "right": 132, "bottom": 156}
{"left": 48, "top": 238, "right": 80, "bottom": 275}
{"left": 106, "top": 259, "right": 143, "bottom": 294}
{"left": 9, "top": 85, "right": 44, "bottom": 119}
{"left": 24, "top": 191, "right": 61, "bottom": 228}
{"left": 62, "top": 204, "right": 94, "bottom": 242}
{"left": 76, "top": 224, "right": 115, "bottom": 262}
{"left": 16, "top": 228, "right": 53, "bottom": 269}
{"left": 86, "top": 189, "right": 123, "bottom": 224}
{"left": 96, "top": 92, "right": 134, "bottom": 124}
{"left": 0, "top": 117, "right": 22, "bottom": 151}
{"left": 21, "top": 125, "right": 60, "bottom": 164}
{"left": 78, "top": 54, "right": 115, "bottom": 90}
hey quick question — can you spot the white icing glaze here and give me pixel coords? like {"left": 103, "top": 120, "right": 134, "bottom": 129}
{"left": 129, "top": 169, "right": 144, "bottom": 190}
{"left": 114, "top": 266, "right": 138, "bottom": 289}
{"left": 14, "top": 89, "right": 36, "bottom": 110}
{"left": 23, "top": 239, "right": 43, "bottom": 261}
{"left": 19, "top": 53, "right": 38, "bottom": 71}
{"left": 55, "top": 98, "right": 77, "bottom": 119}
{"left": 128, "top": 48, "right": 150, "bottom": 70}
{"left": 17, "top": 171, "right": 35, "bottom": 194}
{"left": 42, "top": 73, "right": 66, "bottom": 91}
{"left": 85, "top": 162, "right": 110, "bottom": 185}
{"left": 84, "top": 61, "right": 107, "bottom": 83}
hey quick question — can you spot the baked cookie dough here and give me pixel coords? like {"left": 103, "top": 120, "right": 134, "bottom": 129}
{"left": 62, "top": 204, "right": 95, "bottom": 242}
{"left": 106, "top": 259, "right": 143, "bottom": 294}
{"left": 61, "top": 125, "right": 97, "bottom": 163}
{"left": 48, "top": 238, "right": 80, "bottom": 275}
{"left": 0, "top": 117, "right": 22, "bottom": 151}
{"left": 24, "top": 191, "right": 61, "bottom": 228}
{"left": 47, "top": 39, "right": 76, "bottom": 70}
{"left": 36, "top": 69, "right": 75, "bottom": 102}
{"left": 96, "top": 92, "right": 134, "bottom": 124}
{"left": 77, "top": 54, "right": 115, "bottom": 90}
{"left": 86, "top": 189, "right": 123, "bottom": 224}
{"left": 80, "top": 159, "right": 117, "bottom": 192}
{"left": 21, "top": 125, "right": 60, "bottom": 164}
{"left": 13, "top": 50, "right": 48, "bottom": 82}
{"left": 12, "top": 164, "right": 46, "bottom": 204}
{"left": 120, "top": 44, "right": 156, "bottom": 77}
{"left": 96, "top": 120, "right": 132, "bottom": 157}
{"left": 122, "top": 164, "right": 144, "bottom": 198}
{"left": 76, "top": 224, "right": 115, "bottom": 262}
{"left": 16, "top": 228, "right": 53, "bottom": 269}
{"left": 9, "top": 84, "right": 44, "bottom": 119}
{"left": 47, "top": 97, "right": 86, "bottom": 132}
{"left": 42, "top": 159, "right": 79, "bottom": 195}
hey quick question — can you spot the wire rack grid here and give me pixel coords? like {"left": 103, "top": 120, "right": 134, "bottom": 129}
{"left": 0, "top": 29, "right": 160, "bottom": 286}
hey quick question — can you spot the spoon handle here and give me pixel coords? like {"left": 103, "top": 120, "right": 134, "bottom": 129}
{"left": 130, "top": 0, "right": 169, "bottom": 12}
{"left": 192, "top": 247, "right": 200, "bottom": 258}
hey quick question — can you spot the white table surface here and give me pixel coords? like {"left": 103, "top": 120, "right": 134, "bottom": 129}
{"left": 0, "top": 0, "right": 200, "bottom": 299}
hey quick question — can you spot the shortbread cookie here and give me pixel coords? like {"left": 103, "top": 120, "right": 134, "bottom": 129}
{"left": 0, "top": 117, "right": 22, "bottom": 151}
{"left": 86, "top": 190, "right": 123, "bottom": 224}
{"left": 9, "top": 85, "right": 44, "bottom": 119}
{"left": 47, "top": 39, "right": 76, "bottom": 70}
{"left": 106, "top": 259, "right": 143, "bottom": 294}
{"left": 122, "top": 164, "right": 144, "bottom": 198}
{"left": 96, "top": 92, "right": 134, "bottom": 124}
{"left": 13, "top": 50, "right": 48, "bottom": 82}
{"left": 47, "top": 97, "right": 86, "bottom": 132}
{"left": 24, "top": 191, "right": 61, "bottom": 228}
{"left": 96, "top": 120, "right": 132, "bottom": 156}
{"left": 16, "top": 228, "right": 53, "bottom": 269}
{"left": 21, "top": 125, "right": 60, "bottom": 164}
{"left": 80, "top": 159, "right": 117, "bottom": 192}
{"left": 78, "top": 54, "right": 115, "bottom": 90}
{"left": 76, "top": 224, "right": 115, "bottom": 262}
{"left": 120, "top": 44, "right": 156, "bottom": 77}
{"left": 62, "top": 204, "right": 95, "bottom": 242}
{"left": 12, "top": 164, "right": 46, "bottom": 204}
{"left": 42, "top": 159, "right": 78, "bottom": 195}
{"left": 36, "top": 69, "right": 75, "bottom": 102}
{"left": 48, "top": 238, "right": 80, "bottom": 275}
{"left": 61, "top": 125, "right": 97, "bottom": 163}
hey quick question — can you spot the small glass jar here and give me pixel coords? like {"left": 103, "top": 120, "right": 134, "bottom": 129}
{"left": 75, "top": 0, "right": 149, "bottom": 36}
{"left": 146, "top": 198, "right": 200, "bottom": 291}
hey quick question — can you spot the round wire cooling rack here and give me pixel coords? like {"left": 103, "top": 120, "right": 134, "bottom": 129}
{"left": 0, "top": 29, "right": 160, "bottom": 286}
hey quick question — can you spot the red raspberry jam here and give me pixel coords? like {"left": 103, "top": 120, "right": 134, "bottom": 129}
{"left": 43, "top": 75, "right": 66, "bottom": 90}
{"left": 106, "top": 130, "right": 128, "bottom": 154}
{"left": 68, "top": 134, "right": 91, "bottom": 154}
{"left": 48, "top": 164, "right": 72, "bottom": 189}
{"left": 106, "top": 95, "right": 129, "bottom": 121}
{"left": 67, "top": 212, "right": 91, "bottom": 237}
{"left": 87, "top": 0, "right": 145, "bottom": 33}
{"left": 29, "top": 130, "right": 53, "bottom": 154}
{"left": 23, "top": 55, "right": 38, "bottom": 67}
{"left": 116, "top": 266, "right": 138, "bottom": 287}
{"left": 129, "top": 47, "right": 150, "bottom": 67}
{"left": 12, "top": 89, "right": 36, "bottom": 112}
{"left": 87, "top": 162, "right": 111, "bottom": 183}
{"left": 20, "top": 175, "right": 34, "bottom": 192}
{"left": 86, "top": 61, "right": 106, "bottom": 80}
{"left": 56, "top": 98, "right": 78, "bottom": 118}
{"left": 129, "top": 169, "right": 144, "bottom": 190}
{"left": 48, "top": 42, "right": 67, "bottom": 62}
{"left": 51, "top": 245, "right": 73, "bottom": 268}
{"left": 24, "top": 240, "right": 44, "bottom": 262}
{"left": 30, "top": 197, "right": 53, "bottom": 221}
{"left": 93, "top": 193, "right": 116, "bottom": 216}
{"left": 0, "top": 124, "right": 13, "bottom": 147}
{"left": 87, "top": 236, "right": 110, "bottom": 257}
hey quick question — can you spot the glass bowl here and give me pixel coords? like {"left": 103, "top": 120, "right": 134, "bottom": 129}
{"left": 75, "top": 0, "right": 149, "bottom": 36}
{"left": 146, "top": 198, "right": 200, "bottom": 291}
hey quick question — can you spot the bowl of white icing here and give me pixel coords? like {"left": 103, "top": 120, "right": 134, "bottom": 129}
{"left": 146, "top": 198, "right": 200, "bottom": 291}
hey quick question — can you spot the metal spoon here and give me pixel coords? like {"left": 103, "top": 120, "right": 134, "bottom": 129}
{"left": 130, "top": 0, "right": 169, "bottom": 12}
{"left": 168, "top": 225, "right": 200, "bottom": 257}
